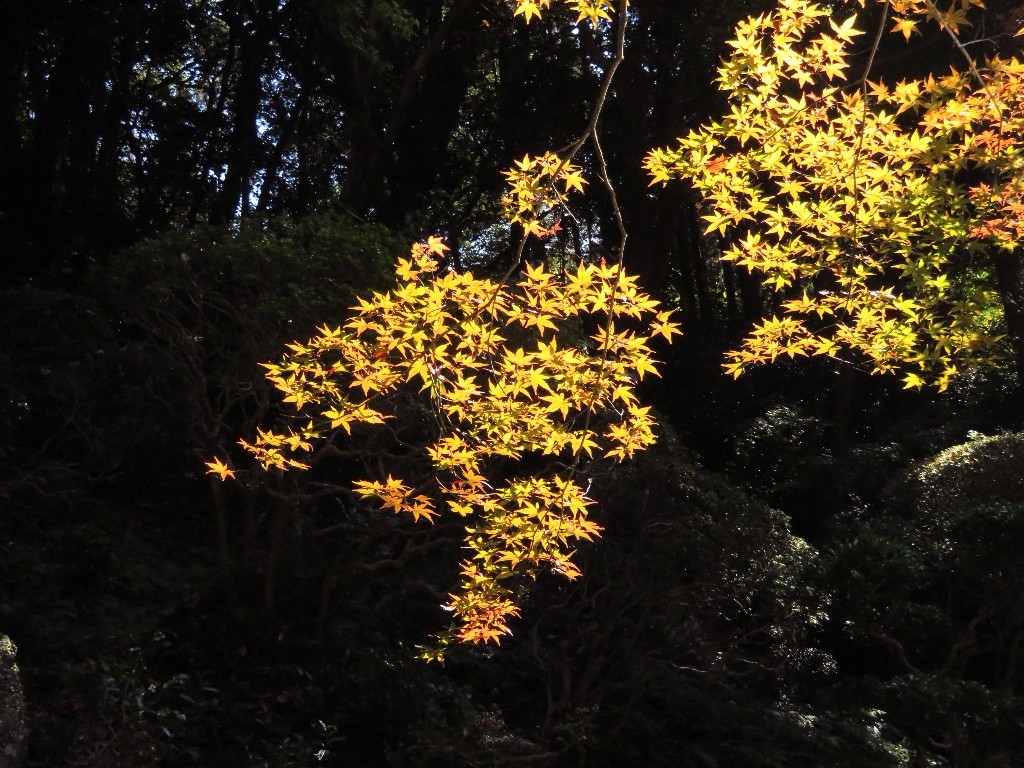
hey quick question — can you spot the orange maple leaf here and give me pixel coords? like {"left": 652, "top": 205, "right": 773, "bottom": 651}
{"left": 205, "top": 457, "right": 236, "bottom": 481}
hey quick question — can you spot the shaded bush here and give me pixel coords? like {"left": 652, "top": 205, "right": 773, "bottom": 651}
{"left": 819, "top": 432, "right": 1024, "bottom": 766}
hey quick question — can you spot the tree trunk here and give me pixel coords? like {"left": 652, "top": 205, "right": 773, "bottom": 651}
{"left": 210, "top": 477, "right": 238, "bottom": 605}
{"left": 212, "top": 6, "right": 273, "bottom": 224}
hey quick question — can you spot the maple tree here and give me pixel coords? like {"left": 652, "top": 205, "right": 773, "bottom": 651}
{"left": 213, "top": 236, "right": 676, "bottom": 658}
{"left": 645, "top": 0, "right": 1024, "bottom": 389}
{"left": 210, "top": 0, "right": 664, "bottom": 658}
{"left": 207, "top": 0, "right": 679, "bottom": 661}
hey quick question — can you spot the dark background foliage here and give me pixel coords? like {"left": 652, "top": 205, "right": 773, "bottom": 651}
{"left": 2, "top": 1, "right": 1023, "bottom": 766}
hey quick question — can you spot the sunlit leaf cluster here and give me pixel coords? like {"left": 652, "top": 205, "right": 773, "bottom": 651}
{"left": 216, "top": 236, "right": 678, "bottom": 657}
{"left": 501, "top": 151, "right": 587, "bottom": 238}
{"left": 887, "top": 0, "right": 982, "bottom": 39}
{"left": 512, "top": 0, "right": 615, "bottom": 26}
{"left": 645, "top": 0, "right": 1019, "bottom": 389}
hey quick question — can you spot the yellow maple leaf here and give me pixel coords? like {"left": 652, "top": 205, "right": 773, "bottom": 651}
{"left": 513, "top": 0, "right": 550, "bottom": 24}
{"left": 891, "top": 16, "right": 919, "bottom": 40}
{"left": 205, "top": 457, "right": 236, "bottom": 481}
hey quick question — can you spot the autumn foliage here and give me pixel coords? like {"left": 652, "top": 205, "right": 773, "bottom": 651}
{"left": 512, "top": 0, "right": 614, "bottom": 25}
{"left": 502, "top": 151, "right": 587, "bottom": 238}
{"left": 212, "top": 233, "right": 677, "bottom": 657}
{"left": 211, "top": 0, "right": 1024, "bottom": 656}
{"left": 647, "top": 0, "right": 1024, "bottom": 389}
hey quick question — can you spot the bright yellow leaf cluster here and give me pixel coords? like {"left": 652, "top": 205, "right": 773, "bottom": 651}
{"left": 885, "top": 0, "right": 985, "bottom": 38}
{"left": 501, "top": 152, "right": 587, "bottom": 238}
{"left": 646, "top": 0, "right": 1015, "bottom": 389}
{"left": 227, "top": 236, "right": 678, "bottom": 658}
{"left": 512, "top": 0, "right": 551, "bottom": 22}
{"left": 512, "top": 0, "right": 615, "bottom": 26}
{"left": 353, "top": 476, "right": 438, "bottom": 523}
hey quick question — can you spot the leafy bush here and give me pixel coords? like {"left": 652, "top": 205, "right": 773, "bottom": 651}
{"left": 818, "top": 432, "right": 1024, "bottom": 765}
